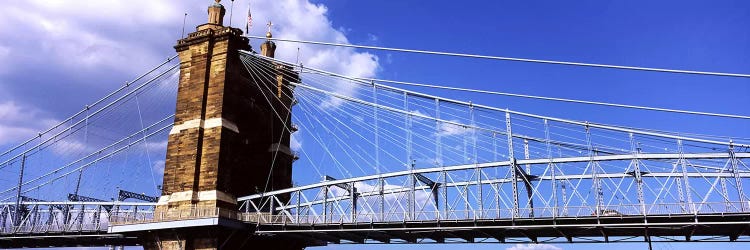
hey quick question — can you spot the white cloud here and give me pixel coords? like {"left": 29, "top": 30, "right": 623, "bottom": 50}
{"left": 144, "top": 140, "right": 168, "bottom": 152}
{"left": 0, "top": 1, "right": 181, "bottom": 77}
{"left": 437, "top": 120, "right": 472, "bottom": 136}
{"left": 0, "top": 125, "right": 37, "bottom": 144}
{"left": 152, "top": 160, "right": 165, "bottom": 176}
{"left": 0, "top": 102, "right": 26, "bottom": 121}
{"left": 410, "top": 110, "right": 427, "bottom": 117}
{"left": 0, "top": 0, "right": 377, "bottom": 152}
{"left": 50, "top": 139, "right": 89, "bottom": 156}
{"left": 290, "top": 132, "right": 302, "bottom": 151}
{"left": 507, "top": 244, "right": 562, "bottom": 250}
{"left": 367, "top": 34, "right": 379, "bottom": 43}
{"left": 25, "top": 0, "right": 180, "bottom": 27}
{"left": 249, "top": 0, "right": 380, "bottom": 108}
{"left": 0, "top": 102, "right": 57, "bottom": 145}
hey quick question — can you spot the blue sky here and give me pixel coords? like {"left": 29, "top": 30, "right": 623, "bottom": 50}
{"left": 320, "top": 0, "right": 750, "bottom": 134}
{"left": 1, "top": 0, "right": 749, "bottom": 249}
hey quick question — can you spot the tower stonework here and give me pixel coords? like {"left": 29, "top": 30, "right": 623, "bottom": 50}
{"left": 140, "top": 1, "right": 300, "bottom": 249}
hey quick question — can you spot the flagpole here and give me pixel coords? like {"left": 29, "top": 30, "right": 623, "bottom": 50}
{"left": 181, "top": 13, "right": 188, "bottom": 39}
{"left": 246, "top": 1, "right": 252, "bottom": 34}
{"left": 229, "top": 0, "right": 235, "bottom": 27}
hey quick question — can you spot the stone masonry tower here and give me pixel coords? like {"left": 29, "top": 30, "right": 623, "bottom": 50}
{"left": 141, "top": 1, "right": 299, "bottom": 249}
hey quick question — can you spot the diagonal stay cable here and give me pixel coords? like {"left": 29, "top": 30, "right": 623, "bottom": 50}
{"left": 242, "top": 51, "right": 748, "bottom": 148}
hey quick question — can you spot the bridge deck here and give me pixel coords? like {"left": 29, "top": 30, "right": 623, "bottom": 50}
{"left": 2, "top": 211, "right": 749, "bottom": 247}
{"left": 253, "top": 213, "right": 750, "bottom": 244}
{"left": 0, "top": 233, "right": 140, "bottom": 249}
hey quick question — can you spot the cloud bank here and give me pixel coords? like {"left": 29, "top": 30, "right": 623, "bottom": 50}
{"left": 0, "top": 0, "right": 379, "bottom": 151}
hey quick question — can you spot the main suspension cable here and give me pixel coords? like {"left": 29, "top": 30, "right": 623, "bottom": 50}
{"left": 245, "top": 35, "right": 750, "bottom": 79}
{"left": 244, "top": 37, "right": 749, "bottom": 120}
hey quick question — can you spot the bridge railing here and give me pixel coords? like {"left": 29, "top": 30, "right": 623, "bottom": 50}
{"left": 109, "top": 205, "right": 239, "bottom": 226}
{"left": 0, "top": 202, "right": 155, "bottom": 235}
{"left": 2, "top": 203, "right": 246, "bottom": 232}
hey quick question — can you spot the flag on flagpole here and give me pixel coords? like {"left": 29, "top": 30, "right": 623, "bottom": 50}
{"left": 246, "top": 2, "right": 252, "bottom": 34}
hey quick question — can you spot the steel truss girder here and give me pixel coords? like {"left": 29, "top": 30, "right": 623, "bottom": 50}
{"left": 237, "top": 150, "right": 749, "bottom": 227}
{"left": 239, "top": 152, "right": 750, "bottom": 201}
{"left": 260, "top": 169, "right": 750, "bottom": 215}
{"left": 117, "top": 190, "right": 158, "bottom": 202}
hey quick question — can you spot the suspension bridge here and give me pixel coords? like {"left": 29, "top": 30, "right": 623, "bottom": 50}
{"left": 1, "top": 1, "right": 749, "bottom": 249}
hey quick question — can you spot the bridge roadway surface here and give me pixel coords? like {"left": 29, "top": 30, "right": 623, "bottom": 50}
{"left": 2, "top": 211, "right": 750, "bottom": 248}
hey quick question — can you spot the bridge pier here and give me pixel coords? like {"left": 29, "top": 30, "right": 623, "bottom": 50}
{"left": 125, "top": 1, "right": 303, "bottom": 249}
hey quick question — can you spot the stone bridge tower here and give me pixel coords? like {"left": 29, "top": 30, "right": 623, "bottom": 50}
{"left": 136, "top": 1, "right": 300, "bottom": 249}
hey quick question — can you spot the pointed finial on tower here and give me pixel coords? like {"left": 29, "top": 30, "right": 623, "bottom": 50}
{"left": 266, "top": 21, "right": 274, "bottom": 38}
{"left": 261, "top": 21, "right": 276, "bottom": 58}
